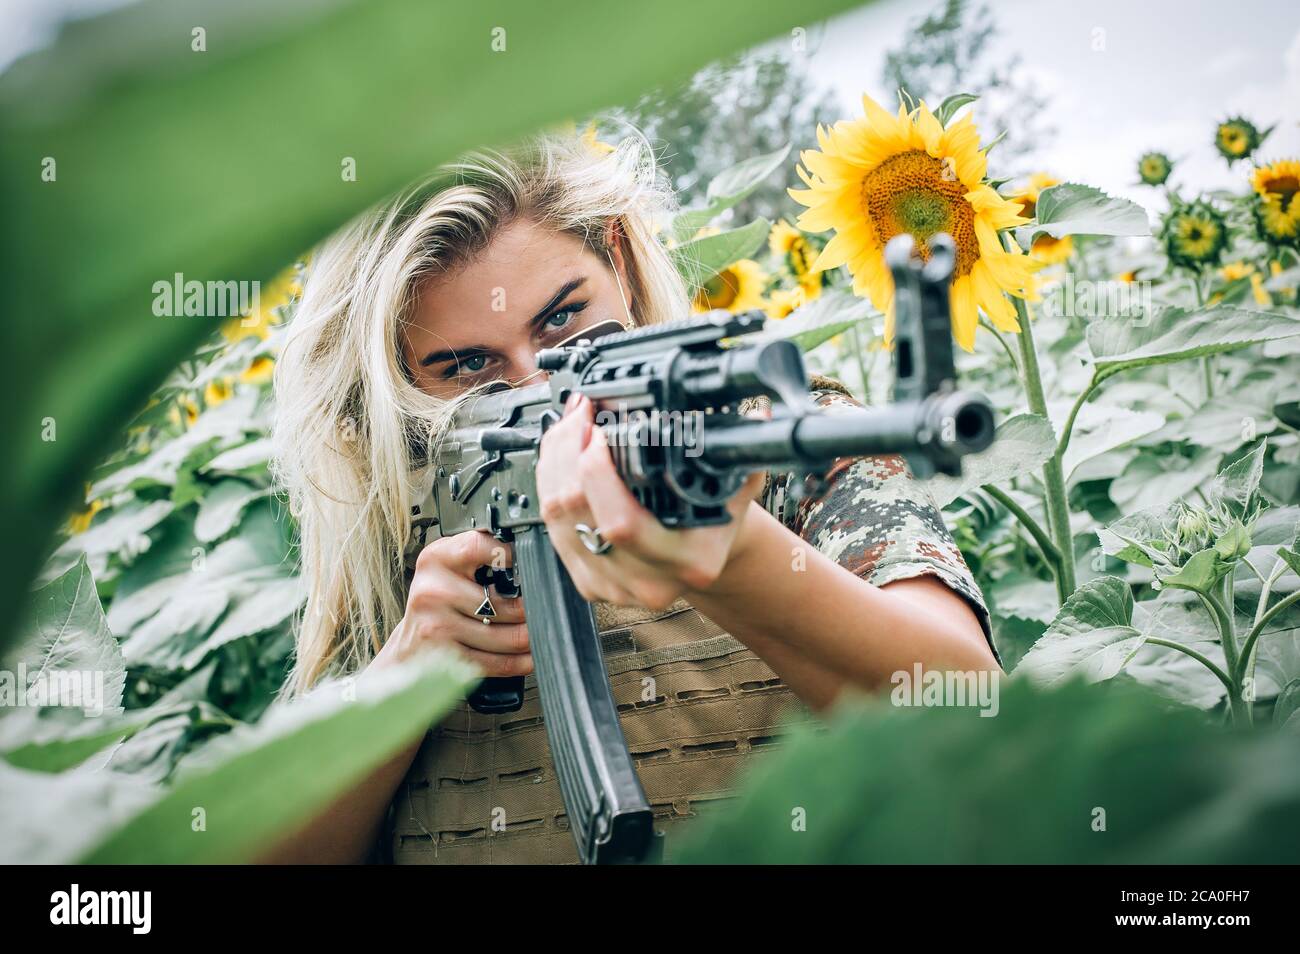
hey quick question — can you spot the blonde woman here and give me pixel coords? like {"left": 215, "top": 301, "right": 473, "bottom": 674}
{"left": 267, "top": 129, "right": 999, "bottom": 864}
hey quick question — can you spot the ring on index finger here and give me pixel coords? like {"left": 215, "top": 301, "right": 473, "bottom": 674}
{"left": 574, "top": 523, "right": 613, "bottom": 556}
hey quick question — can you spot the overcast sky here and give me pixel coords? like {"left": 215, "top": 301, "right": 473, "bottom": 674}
{"left": 3, "top": 0, "right": 1296, "bottom": 207}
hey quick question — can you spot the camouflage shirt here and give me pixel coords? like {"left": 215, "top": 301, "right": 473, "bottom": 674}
{"left": 753, "top": 377, "right": 995, "bottom": 664}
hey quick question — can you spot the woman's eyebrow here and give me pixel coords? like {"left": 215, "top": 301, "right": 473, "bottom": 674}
{"left": 528, "top": 276, "right": 587, "bottom": 328}
{"left": 419, "top": 345, "right": 481, "bottom": 368}
{"left": 419, "top": 276, "right": 588, "bottom": 367}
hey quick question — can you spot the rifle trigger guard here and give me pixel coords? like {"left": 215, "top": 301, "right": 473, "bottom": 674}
{"left": 450, "top": 451, "right": 504, "bottom": 503}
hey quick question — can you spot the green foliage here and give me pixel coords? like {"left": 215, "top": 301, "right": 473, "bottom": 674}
{"left": 82, "top": 653, "right": 474, "bottom": 864}
{"left": 5, "top": 0, "right": 1299, "bottom": 869}
{"left": 1, "top": 653, "right": 475, "bottom": 863}
{"left": 925, "top": 413, "right": 1055, "bottom": 508}
{"left": 675, "top": 677, "right": 1300, "bottom": 864}
{"left": 0, "top": 0, "right": 867, "bottom": 660}
{"left": 1016, "top": 183, "right": 1150, "bottom": 244}
{"left": 0, "top": 0, "right": 871, "bottom": 864}
{"left": 616, "top": 53, "right": 842, "bottom": 225}
{"left": 672, "top": 143, "right": 792, "bottom": 241}
{"left": 670, "top": 218, "right": 772, "bottom": 294}
{"left": 1088, "top": 306, "right": 1300, "bottom": 381}
{"left": 755, "top": 288, "right": 877, "bottom": 352}
{"left": 880, "top": 0, "right": 1054, "bottom": 171}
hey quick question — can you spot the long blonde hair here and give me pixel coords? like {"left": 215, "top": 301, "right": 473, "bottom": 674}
{"left": 272, "top": 129, "right": 688, "bottom": 697}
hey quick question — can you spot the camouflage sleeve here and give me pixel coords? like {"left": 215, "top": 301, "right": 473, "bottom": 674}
{"left": 759, "top": 382, "right": 998, "bottom": 665}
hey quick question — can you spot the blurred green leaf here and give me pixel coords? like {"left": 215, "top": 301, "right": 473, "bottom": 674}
{"left": 194, "top": 479, "right": 272, "bottom": 543}
{"left": 673, "top": 143, "right": 792, "bottom": 239}
{"left": 0, "top": 0, "right": 871, "bottom": 657}
{"left": 757, "top": 287, "right": 876, "bottom": 352}
{"left": 2, "top": 709, "right": 152, "bottom": 773}
{"left": 675, "top": 677, "right": 1300, "bottom": 863}
{"left": 80, "top": 651, "right": 475, "bottom": 863}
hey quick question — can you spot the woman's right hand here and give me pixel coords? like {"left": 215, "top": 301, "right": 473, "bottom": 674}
{"left": 374, "top": 530, "right": 531, "bottom": 676}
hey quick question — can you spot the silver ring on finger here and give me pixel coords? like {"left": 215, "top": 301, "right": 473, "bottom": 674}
{"left": 474, "top": 585, "right": 497, "bottom": 625}
{"left": 575, "top": 523, "right": 613, "bottom": 556}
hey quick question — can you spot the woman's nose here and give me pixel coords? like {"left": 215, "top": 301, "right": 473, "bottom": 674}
{"left": 504, "top": 351, "right": 542, "bottom": 387}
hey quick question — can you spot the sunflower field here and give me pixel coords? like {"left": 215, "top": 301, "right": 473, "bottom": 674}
{"left": 2, "top": 0, "right": 1299, "bottom": 867}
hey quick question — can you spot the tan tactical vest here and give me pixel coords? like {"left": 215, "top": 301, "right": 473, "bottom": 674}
{"left": 384, "top": 378, "right": 849, "bottom": 864}
{"left": 384, "top": 598, "right": 817, "bottom": 864}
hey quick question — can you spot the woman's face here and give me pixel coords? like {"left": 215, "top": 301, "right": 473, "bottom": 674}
{"left": 401, "top": 217, "right": 632, "bottom": 400}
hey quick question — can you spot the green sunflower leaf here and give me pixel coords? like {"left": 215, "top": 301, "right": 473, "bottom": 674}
{"left": 1087, "top": 306, "right": 1300, "bottom": 380}
{"left": 194, "top": 479, "right": 272, "bottom": 543}
{"left": 1016, "top": 577, "right": 1145, "bottom": 687}
{"left": 5, "top": 554, "right": 126, "bottom": 715}
{"left": 670, "top": 218, "right": 771, "bottom": 294}
{"left": 935, "top": 92, "right": 978, "bottom": 126}
{"left": 674, "top": 677, "right": 1300, "bottom": 863}
{"left": 2, "top": 709, "right": 154, "bottom": 773}
{"left": 78, "top": 651, "right": 476, "bottom": 863}
{"left": 922, "top": 413, "right": 1056, "bottom": 508}
{"left": 756, "top": 287, "right": 877, "bottom": 353}
{"left": 1016, "top": 182, "right": 1150, "bottom": 243}
{"left": 1160, "top": 548, "right": 1231, "bottom": 595}
{"left": 672, "top": 144, "right": 793, "bottom": 239}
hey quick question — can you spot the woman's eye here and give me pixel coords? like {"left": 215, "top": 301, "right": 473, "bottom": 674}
{"left": 445, "top": 354, "right": 490, "bottom": 378}
{"left": 542, "top": 301, "right": 588, "bottom": 333}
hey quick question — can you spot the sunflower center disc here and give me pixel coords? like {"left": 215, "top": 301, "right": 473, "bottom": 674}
{"left": 700, "top": 268, "right": 740, "bottom": 308}
{"left": 1266, "top": 175, "right": 1299, "bottom": 212}
{"left": 860, "top": 150, "right": 978, "bottom": 277}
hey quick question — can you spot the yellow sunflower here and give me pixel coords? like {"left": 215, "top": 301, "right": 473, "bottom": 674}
{"left": 222, "top": 263, "right": 302, "bottom": 343}
{"left": 1137, "top": 152, "right": 1173, "bottom": 186}
{"left": 1216, "top": 117, "right": 1265, "bottom": 163}
{"left": 1220, "top": 261, "right": 1254, "bottom": 282}
{"left": 66, "top": 485, "right": 103, "bottom": 536}
{"left": 582, "top": 122, "right": 616, "bottom": 156}
{"left": 788, "top": 94, "right": 1035, "bottom": 351}
{"left": 768, "top": 220, "right": 819, "bottom": 280}
{"left": 1030, "top": 233, "right": 1074, "bottom": 264}
{"left": 1251, "top": 272, "right": 1272, "bottom": 306}
{"left": 1218, "top": 261, "right": 1272, "bottom": 306}
{"left": 765, "top": 285, "right": 811, "bottom": 320}
{"left": 1011, "top": 172, "right": 1060, "bottom": 220}
{"left": 240, "top": 355, "right": 276, "bottom": 385}
{"left": 1251, "top": 159, "right": 1300, "bottom": 245}
{"left": 1271, "top": 259, "right": 1296, "bottom": 298}
{"left": 204, "top": 377, "right": 234, "bottom": 408}
{"left": 170, "top": 396, "right": 200, "bottom": 428}
{"left": 692, "top": 258, "right": 769, "bottom": 313}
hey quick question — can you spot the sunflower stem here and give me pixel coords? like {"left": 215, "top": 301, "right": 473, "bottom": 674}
{"left": 848, "top": 324, "right": 872, "bottom": 402}
{"left": 979, "top": 318, "right": 1020, "bottom": 374}
{"left": 982, "top": 484, "right": 1062, "bottom": 578}
{"left": 1000, "top": 233, "right": 1077, "bottom": 601}
{"left": 1192, "top": 275, "right": 1215, "bottom": 399}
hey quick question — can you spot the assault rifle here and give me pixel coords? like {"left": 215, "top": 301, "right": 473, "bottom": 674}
{"left": 405, "top": 233, "right": 994, "bottom": 864}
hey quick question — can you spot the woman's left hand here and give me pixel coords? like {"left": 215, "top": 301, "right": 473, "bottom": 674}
{"left": 536, "top": 392, "right": 765, "bottom": 610}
